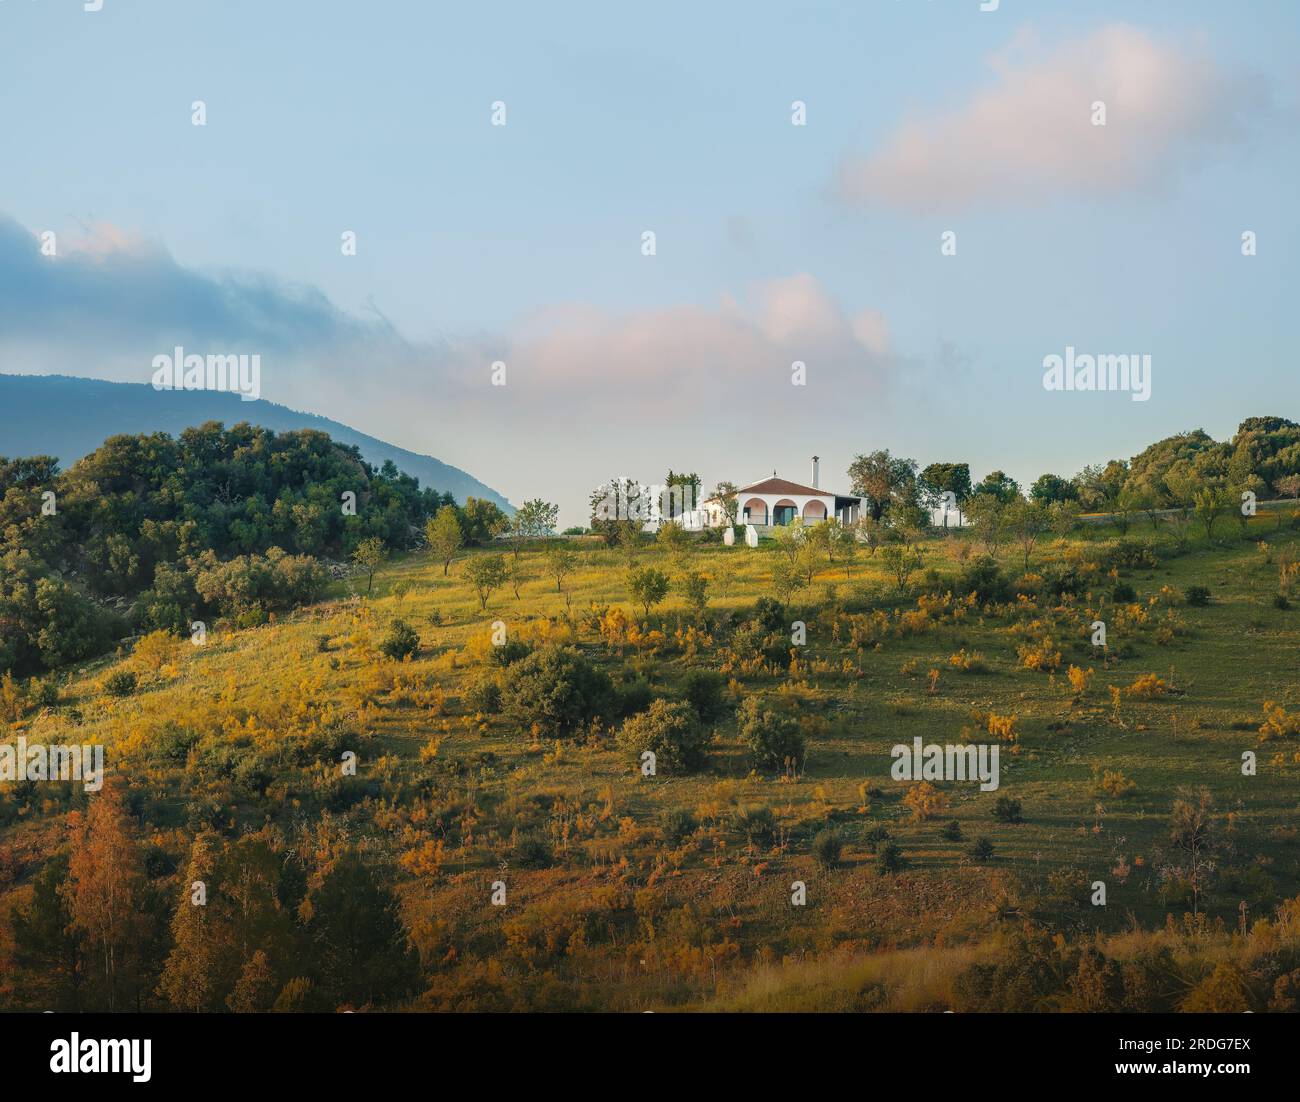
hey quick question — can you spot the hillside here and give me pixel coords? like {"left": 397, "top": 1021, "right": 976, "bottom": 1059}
{"left": 0, "top": 374, "right": 513, "bottom": 514}
{"left": 3, "top": 508, "right": 1300, "bottom": 1011}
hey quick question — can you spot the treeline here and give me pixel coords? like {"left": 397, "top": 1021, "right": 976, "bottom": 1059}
{"left": 8, "top": 782, "right": 416, "bottom": 1012}
{"left": 0, "top": 422, "right": 474, "bottom": 676}
{"left": 848, "top": 416, "right": 1300, "bottom": 526}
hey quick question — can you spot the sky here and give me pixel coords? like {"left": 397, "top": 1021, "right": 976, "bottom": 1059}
{"left": 1, "top": 0, "right": 1298, "bottom": 527}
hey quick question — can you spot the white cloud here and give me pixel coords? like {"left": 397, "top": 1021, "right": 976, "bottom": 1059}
{"left": 838, "top": 23, "right": 1269, "bottom": 211}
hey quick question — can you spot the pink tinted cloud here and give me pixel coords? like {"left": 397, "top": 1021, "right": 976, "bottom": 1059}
{"left": 839, "top": 23, "right": 1269, "bottom": 212}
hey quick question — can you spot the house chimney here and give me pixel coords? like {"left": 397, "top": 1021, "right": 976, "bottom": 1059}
{"left": 811, "top": 456, "right": 820, "bottom": 488}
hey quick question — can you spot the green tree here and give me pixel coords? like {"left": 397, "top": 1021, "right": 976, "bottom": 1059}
{"left": 627, "top": 565, "right": 670, "bottom": 617}
{"left": 464, "top": 553, "right": 508, "bottom": 611}
{"left": 425, "top": 506, "right": 463, "bottom": 576}
{"left": 351, "top": 537, "right": 387, "bottom": 597}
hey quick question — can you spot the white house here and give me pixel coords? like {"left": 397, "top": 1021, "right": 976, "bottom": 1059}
{"left": 696, "top": 457, "right": 862, "bottom": 531}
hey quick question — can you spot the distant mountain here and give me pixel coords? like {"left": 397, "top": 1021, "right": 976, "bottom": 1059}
{"left": 0, "top": 374, "right": 513, "bottom": 513}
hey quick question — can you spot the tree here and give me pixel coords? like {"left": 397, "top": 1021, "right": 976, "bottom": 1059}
{"left": 11, "top": 852, "right": 86, "bottom": 1011}
{"left": 425, "top": 506, "right": 463, "bottom": 576}
{"left": 158, "top": 832, "right": 224, "bottom": 1012}
{"left": 1047, "top": 499, "right": 1081, "bottom": 538}
{"left": 351, "top": 537, "right": 387, "bottom": 597}
{"left": 627, "top": 566, "right": 670, "bottom": 617}
{"left": 679, "top": 571, "right": 709, "bottom": 613}
{"left": 63, "top": 781, "right": 147, "bottom": 1011}
{"left": 710, "top": 481, "right": 740, "bottom": 526}
{"left": 1193, "top": 484, "right": 1232, "bottom": 540}
{"left": 1029, "top": 473, "right": 1076, "bottom": 505}
{"left": 964, "top": 494, "right": 1007, "bottom": 555}
{"left": 1278, "top": 474, "right": 1300, "bottom": 501}
{"left": 508, "top": 499, "right": 559, "bottom": 560}
{"left": 1168, "top": 786, "right": 1215, "bottom": 918}
{"left": 464, "top": 553, "right": 508, "bottom": 611}
{"left": 880, "top": 530, "right": 924, "bottom": 591}
{"left": 919, "top": 462, "right": 972, "bottom": 527}
{"left": 307, "top": 850, "right": 417, "bottom": 1009}
{"left": 848, "top": 450, "right": 919, "bottom": 523}
{"left": 545, "top": 544, "right": 577, "bottom": 593}
{"left": 1006, "top": 498, "right": 1048, "bottom": 571}
{"left": 972, "top": 470, "right": 1021, "bottom": 504}
{"left": 460, "top": 497, "right": 510, "bottom": 546}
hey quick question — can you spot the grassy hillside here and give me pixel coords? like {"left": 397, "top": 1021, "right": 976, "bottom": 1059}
{"left": 3, "top": 511, "right": 1300, "bottom": 1011}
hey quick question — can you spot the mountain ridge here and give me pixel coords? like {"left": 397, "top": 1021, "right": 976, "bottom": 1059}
{"left": 0, "top": 373, "right": 513, "bottom": 512}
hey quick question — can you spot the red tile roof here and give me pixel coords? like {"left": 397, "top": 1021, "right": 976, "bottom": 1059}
{"left": 738, "top": 477, "right": 848, "bottom": 498}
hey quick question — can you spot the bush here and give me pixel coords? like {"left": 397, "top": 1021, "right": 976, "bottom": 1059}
{"left": 732, "top": 806, "right": 775, "bottom": 846}
{"left": 993, "top": 796, "right": 1023, "bottom": 823}
{"left": 464, "top": 675, "right": 501, "bottom": 714}
{"left": 813, "top": 828, "right": 844, "bottom": 868}
{"left": 503, "top": 645, "right": 614, "bottom": 738}
{"left": 1111, "top": 582, "right": 1137, "bottom": 603}
{"left": 510, "top": 833, "right": 553, "bottom": 869}
{"left": 736, "top": 696, "right": 806, "bottom": 772}
{"left": 1185, "top": 585, "right": 1211, "bottom": 607}
{"left": 940, "top": 820, "right": 964, "bottom": 842}
{"left": 660, "top": 808, "right": 697, "bottom": 844}
{"left": 380, "top": 618, "right": 420, "bottom": 660}
{"left": 487, "top": 638, "right": 532, "bottom": 666}
{"left": 617, "top": 699, "right": 710, "bottom": 773}
{"left": 152, "top": 722, "right": 201, "bottom": 764}
{"left": 967, "top": 836, "right": 994, "bottom": 862}
{"left": 104, "top": 670, "right": 137, "bottom": 698}
{"left": 617, "top": 676, "right": 654, "bottom": 717}
{"left": 682, "top": 669, "right": 727, "bottom": 722}
{"left": 751, "top": 596, "right": 786, "bottom": 632}
{"left": 876, "top": 842, "right": 907, "bottom": 875}
{"left": 1275, "top": 594, "right": 1291, "bottom": 611}
{"left": 955, "top": 556, "right": 1009, "bottom": 603}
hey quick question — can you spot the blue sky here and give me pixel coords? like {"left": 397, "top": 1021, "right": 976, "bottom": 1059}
{"left": 2, "top": 0, "right": 1297, "bottom": 526}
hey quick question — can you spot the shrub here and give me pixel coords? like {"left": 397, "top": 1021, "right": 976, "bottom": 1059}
{"left": 616, "top": 699, "right": 710, "bottom": 773}
{"left": 152, "top": 722, "right": 201, "bottom": 764}
{"left": 732, "top": 806, "right": 776, "bottom": 847}
{"left": 813, "top": 828, "right": 844, "bottom": 868}
{"left": 503, "top": 645, "right": 614, "bottom": 738}
{"left": 1127, "top": 673, "right": 1168, "bottom": 699}
{"left": 940, "top": 820, "right": 964, "bottom": 842}
{"left": 511, "top": 833, "right": 553, "bottom": 869}
{"left": 1274, "top": 593, "right": 1291, "bottom": 611}
{"left": 876, "top": 842, "right": 907, "bottom": 875}
{"left": 104, "top": 670, "right": 138, "bottom": 698}
{"left": 682, "top": 669, "right": 727, "bottom": 722}
{"left": 751, "top": 596, "right": 786, "bottom": 632}
{"left": 487, "top": 638, "right": 531, "bottom": 666}
{"left": 1111, "top": 582, "right": 1137, "bottom": 603}
{"left": 617, "top": 676, "right": 654, "bottom": 717}
{"left": 967, "top": 836, "right": 994, "bottom": 862}
{"left": 1185, "top": 585, "right": 1211, "bottom": 607}
{"left": 464, "top": 675, "right": 502, "bottom": 714}
{"left": 736, "top": 696, "right": 806, "bottom": 772}
{"left": 993, "top": 796, "right": 1023, "bottom": 823}
{"left": 955, "top": 556, "right": 1009, "bottom": 603}
{"left": 379, "top": 618, "right": 420, "bottom": 660}
{"left": 661, "top": 808, "right": 697, "bottom": 844}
